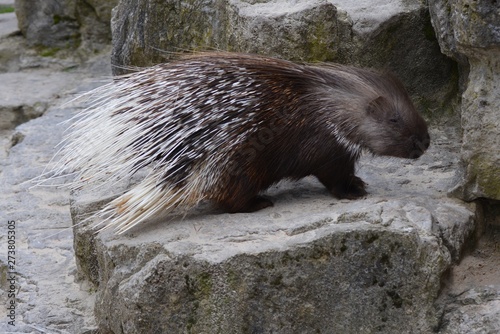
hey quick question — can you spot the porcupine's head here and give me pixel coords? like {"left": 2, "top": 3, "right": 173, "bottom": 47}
{"left": 358, "top": 73, "right": 430, "bottom": 159}
{"left": 318, "top": 66, "right": 430, "bottom": 160}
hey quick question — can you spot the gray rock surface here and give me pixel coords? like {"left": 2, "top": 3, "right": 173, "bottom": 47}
{"left": 110, "top": 0, "right": 232, "bottom": 71}
{"left": 0, "top": 8, "right": 17, "bottom": 39}
{"left": 227, "top": 0, "right": 351, "bottom": 62}
{"left": 15, "top": 0, "right": 80, "bottom": 48}
{"left": 0, "top": 71, "right": 78, "bottom": 130}
{"left": 14, "top": 0, "right": 118, "bottom": 52}
{"left": 337, "top": 1, "right": 459, "bottom": 122}
{"left": 68, "top": 124, "right": 478, "bottom": 332}
{"left": 438, "top": 226, "right": 500, "bottom": 333}
{"left": 333, "top": 0, "right": 417, "bottom": 35}
{"left": 429, "top": 0, "right": 500, "bottom": 201}
{"left": 0, "top": 33, "right": 111, "bottom": 332}
{"left": 440, "top": 287, "right": 500, "bottom": 334}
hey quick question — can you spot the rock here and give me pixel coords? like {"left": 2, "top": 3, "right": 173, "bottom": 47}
{"left": 226, "top": 0, "right": 352, "bottom": 63}
{"left": 0, "top": 10, "right": 18, "bottom": 39}
{"left": 94, "top": 224, "right": 447, "bottom": 333}
{"left": 69, "top": 126, "right": 477, "bottom": 333}
{"left": 338, "top": 1, "right": 459, "bottom": 122}
{"left": 76, "top": 0, "right": 118, "bottom": 52}
{"left": 13, "top": 0, "right": 118, "bottom": 52}
{"left": 454, "top": 55, "right": 500, "bottom": 201}
{"left": 429, "top": 0, "right": 500, "bottom": 201}
{"left": 15, "top": 0, "right": 80, "bottom": 48}
{"left": 439, "top": 287, "right": 500, "bottom": 334}
{"left": 0, "top": 3, "right": 24, "bottom": 72}
{"left": 437, "top": 225, "right": 500, "bottom": 333}
{"left": 0, "top": 71, "right": 78, "bottom": 130}
{"left": 110, "top": 0, "right": 233, "bottom": 71}
{"left": 2, "top": 0, "right": 497, "bottom": 332}
{"left": 0, "top": 40, "right": 111, "bottom": 332}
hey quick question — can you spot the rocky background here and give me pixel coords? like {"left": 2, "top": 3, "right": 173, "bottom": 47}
{"left": 1, "top": 0, "right": 499, "bottom": 333}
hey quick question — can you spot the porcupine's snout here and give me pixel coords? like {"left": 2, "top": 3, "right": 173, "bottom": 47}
{"left": 409, "top": 132, "right": 431, "bottom": 159}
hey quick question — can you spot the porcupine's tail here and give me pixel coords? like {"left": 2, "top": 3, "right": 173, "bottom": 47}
{"left": 38, "top": 73, "right": 220, "bottom": 233}
{"left": 94, "top": 173, "right": 198, "bottom": 233}
{"left": 94, "top": 158, "right": 220, "bottom": 233}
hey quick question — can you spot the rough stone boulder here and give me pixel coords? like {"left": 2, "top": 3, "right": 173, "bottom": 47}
{"left": 0, "top": 71, "right": 77, "bottom": 130}
{"left": 71, "top": 127, "right": 477, "bottom": 333}
{"left": 14, "top": 0, "right": 118, "bottom": 51}
{"left": 429, "top": 0, "right": 500, "bottom": 202}
{"left": 0, "top": 48, "right": 112, "bottom": 332}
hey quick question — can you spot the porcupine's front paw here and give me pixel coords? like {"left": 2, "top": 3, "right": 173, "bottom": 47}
{"left": 330, "top": 175, "right": 367, "bottom": 200}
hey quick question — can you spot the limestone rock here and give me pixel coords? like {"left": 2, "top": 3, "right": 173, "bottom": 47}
{"left": 0, "top": 47, "right": 112, "bottom": 333}
{"left": 454, "top": 55, "right": 500, "bottom": 201}
{"left": 14, "top": 0, "right": 118, "bottom": 51}
{"left": 438, "top": 225, "right": 500, "bottom": 333}
{"left": 439, "top": 287, "right": 500, "bottom": 334}
{"left": 75, "top": 198, "right": 475, "bottom": 333}
{"left": 226, "top": 0, "right": 352, "bottom": 62}
{"left": 110, "top": 0, "right": 233, "bottom": 71}
{"left": 70, "top": 127, "right": 477, "bottom": 333}
{"left": 15, "top": 0, "right": 80, "bottom": 48}
{"left": 0, "top": 71, "right": 78, "bottom": 130}
{"left": 76, "top": 0, "right": 119, "bottom": 52}
{"left": 4, "top": 0, "right": 497, "bottom": 332}
{"left": 429, "top": 0, "right": 500, "bottom": 201}
{"left": 338, "top": 1, "right": 459, "bottom": 121}
{"left": 0, "top": 9, "right": 18, "bottom": 39}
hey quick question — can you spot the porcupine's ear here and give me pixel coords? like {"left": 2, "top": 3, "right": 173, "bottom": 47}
{"left": 366, "top": 96, "right": 393, "bottom": 121}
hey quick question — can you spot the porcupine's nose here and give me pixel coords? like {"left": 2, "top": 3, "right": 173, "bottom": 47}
{"left": 409, "top": 133, "right": 430, "bottom": 159}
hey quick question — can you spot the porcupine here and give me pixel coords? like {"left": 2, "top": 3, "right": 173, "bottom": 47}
{"left": 51, "top": 52, "right": 430, "bottom": 233}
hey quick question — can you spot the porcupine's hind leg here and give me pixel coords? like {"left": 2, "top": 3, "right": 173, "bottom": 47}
{"left": 212, "top": 172, "right": 274, "bottom": 213}
{"left": 314, "top": 157, "right": 367, "bottom": 200}
{"left": 220, "top": 195, "right": 274, "bottom": 213}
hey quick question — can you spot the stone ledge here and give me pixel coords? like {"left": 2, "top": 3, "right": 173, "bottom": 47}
{"left": 71, "top": 128, "right": 477, "bottom": 333}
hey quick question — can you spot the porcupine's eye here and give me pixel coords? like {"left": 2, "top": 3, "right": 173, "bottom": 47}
{"left": 388, "top": 111, "right": 401, "bottom": 125}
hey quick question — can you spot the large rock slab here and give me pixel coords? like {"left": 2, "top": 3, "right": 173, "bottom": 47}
{"left": 0, "top": 71, "right": 78, "bottom": 130}
{"left": 0, "top": 45, "right": 112, "bottom": 333}
{"left": 226, "top": 0, "right": 352, "bottom": 63}
{"left": 71, "top": 126, "right": 477, "bottom": 333}
{"left": 14, "top": 0, "right": 118, "bottom": 52}
{"left": 429, "top": 0, "right": 500, "bottom": 201}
